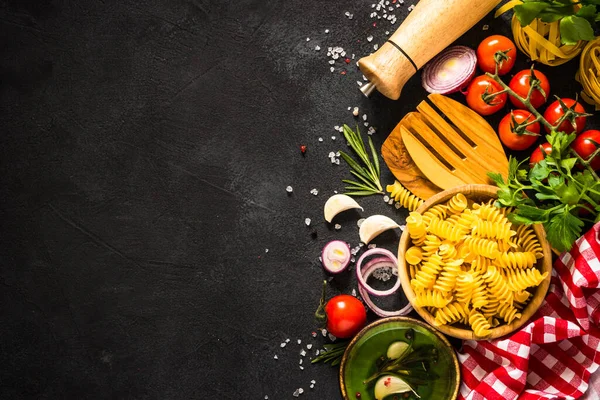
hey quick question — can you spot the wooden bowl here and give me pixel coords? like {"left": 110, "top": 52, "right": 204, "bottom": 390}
{"left": 398, "top": 184, "right": 553, "bottom": 340}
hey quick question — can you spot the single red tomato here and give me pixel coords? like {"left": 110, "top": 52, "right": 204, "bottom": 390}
{"left": 529, "top": 142, "right": 552, "bottom": 167}
{"left": 571, "top": 130, "right": 600, "bottom": 171}
{"left": 324, "top": 295, "right": 366, "bottom": 338}
{"left": 476, "top": 35, "right": 517, "bottom": 75}
{"left": 508, "top": 69, "right": 550, "bottom": 109}
{"left": 543, "top": 98, "right": 587, "bottom": 134}
{"left": 465, "top": 75, "right": 507, "bottom": 116}
{"left": 498, "top": 110, "right": 540, "bottom": 151}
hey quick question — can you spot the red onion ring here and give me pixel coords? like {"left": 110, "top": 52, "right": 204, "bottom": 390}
{"left": 356, "top": 248, "right": 401, "bottom": 296}
{"left": 422, "top": 46, "right": 477, "bottom": 94}
{"left": 357, "top": 258, "right": 413, "bottom": 317}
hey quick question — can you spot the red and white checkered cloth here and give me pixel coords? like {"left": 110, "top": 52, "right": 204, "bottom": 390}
{"left": 458, "top": 222, "right": 600, "bottom": 400}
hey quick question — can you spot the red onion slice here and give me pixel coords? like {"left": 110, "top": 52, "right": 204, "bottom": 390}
{"left": 358, "top": 259, "right": 413, "bottom": 317}
{"left": 356, "top": 248, "right": 401, "bottom": 296}
{"left": 422, "top": 46, "right": 477, "bottom": 94}
{"left": 321, "top": 240, "right": 351, "bottom": 274}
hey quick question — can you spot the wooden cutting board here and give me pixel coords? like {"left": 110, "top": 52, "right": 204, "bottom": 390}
{"left": 382, "top": 94, "right": 509, "bottom": 199}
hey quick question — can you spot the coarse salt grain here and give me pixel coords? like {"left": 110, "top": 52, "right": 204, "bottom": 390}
{"left": 325, "top": 29, "right": 330, "bottom": 33}
{"left": 330, "top": 67, "right": 335, "bottom": 72}
{"left": 321, "top": 329, "right": 327, "bottom": 337}
{"left": 315, "top": 349, "right": 320, "bottom": 355}
{"left": 286, "top": 186, "right": 293, "bottom": 193}
{"left": 334, "top": 224, "right": 341, "bottom": 230}
{"left": 306, "top": 344, "right": 313, "bottom": 349}
{"left": 299, "top": 365, "right": 304, "bottom": 370}
{"left": 315, "top": 45, "right": 320, "bottom": 51}
{"left": 368, "top": 244, "right": 377, "bottom": 249}
{"left": 305, "top": 218, "right": 311, "bottom": 226}
{"left": 306, "top": 37, "right": 310, "bottom": 41}
{"left": 357, "top": 81, "right": 363, "bottom": 87}
{"left": 362, "top": 114, "right": 367, "bottom": 121}
{"left": 400, "top": 224, "right": 406, "bottom": 231}
{"left": 293, "top": 389, "right": 300, "bottom": 397}
{"left": 388, "top": 198, "right": 394, "bottom": 205}
{"left": 364, "top": 122, "right": 369, "bottom": 127}
{"left": 383, "top": 195, "right": 390, "bottom": 202}
{"left": 374, "top": 44, "right": 379, "bottom": 50}
{"left": 281, "top": 342, "right": 286, "bottom": 347}
{"left": 331, "top": 136, "right": 336, "bottom": 140}
{"left": 310, "top": 188, "right": 319, "bottom": 195}
{"left": 352, "top": 288, "right": 357, "bottom": 297}
{"left": 367, "top": 35, "right": 373, "bottom": 42}
{"left": 395, "top": 202, "right": 401, "bottom": 209}
{"left": 368, "top": 126, "right": 376, "bottom": 135}
{"left": 299, "top": 388, "right": 304, "bottom": 394}
{"left": 274, "top": 355, "right": 278, "bottom": 359}
{"left": 311, "top": 380, "right": 316, "bottom": 384}
{"left": 311, "top": 331, "right": 317, "bottom": 337}
{"left": 300, "top": 349, "right": 306, "bottom": 356}
{"left": 353, "top": 107, "right": 359, "bottom": 116}
{"left": 328, "top": 333, "right": 337, "bottom": 341}
{"left": 318, "top": 137, "right": 323, "bottom": 142}
{"left": 265, "top": 249, "right": 269, "bottom": 253}
{"left": 286, "top": 338, "right": 290, "bottom": 343}
{"left": 483, "top": 24, "right": 489, "bottom": 30}
{"left": 297, "top": 339, "right": 301, "bottom": 344}
{"left": 299, "top": 359, "right": 303, "bottom": 364}
{"left": 357, "top": 218, "right": 365, "bottom": 227}
{"left": 328, "top": 151, "right": 335, "bottom": 158}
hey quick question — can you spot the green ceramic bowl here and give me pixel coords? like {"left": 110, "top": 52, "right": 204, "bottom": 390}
{"left": 339, "top": 317, "right": 460, "bottom": 400}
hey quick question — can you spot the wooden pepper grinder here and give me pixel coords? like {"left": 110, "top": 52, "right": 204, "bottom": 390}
{"left": 359, "top": 0, "right": 501, "bottom": 100}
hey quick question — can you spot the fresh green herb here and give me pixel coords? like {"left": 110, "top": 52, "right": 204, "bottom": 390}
{"left": 489, "top": 132, "right": 600, "bottom": 252}
{"left": 311, "top": 341, "right": 349, "bottom": 366}
{"left": 513, "top": 0, "right": 599, "bottom": 45}
{"left": 340, "top": 125, "right": 384, "bottom": 196}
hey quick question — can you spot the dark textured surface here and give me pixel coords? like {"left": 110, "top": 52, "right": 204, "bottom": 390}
{"left": 1, "top": 1, "right": 597, "bottom": 398}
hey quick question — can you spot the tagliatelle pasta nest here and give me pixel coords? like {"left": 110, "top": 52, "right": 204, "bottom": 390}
{"left": 405, "top": 194, "right": 548, "bottom": 339}
{"left": 496, "top": 1, "right": 586, "bottom": 66}
{"left": 577, "top": 37, "right": 600, "bottom": 111}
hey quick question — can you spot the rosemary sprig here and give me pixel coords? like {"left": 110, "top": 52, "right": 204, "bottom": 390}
{"left": 340, "top": 125, "right": 384, "bottom": 196}
{"left": 311, "top": 341, "right": 349, "bottom": 366}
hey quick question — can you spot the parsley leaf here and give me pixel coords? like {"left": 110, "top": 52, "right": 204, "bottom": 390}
{"left": 515, "top": 2, "right": 551, "bottom": 26}
{"left": 560, "top": 15, "right": 595, "bottom": 45}
{"left": 545, "top": 206, "right": 584, "bottom": 252}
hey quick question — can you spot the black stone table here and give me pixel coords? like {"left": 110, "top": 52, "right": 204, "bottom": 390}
{"left": 1, "top": 1, "right": 597, "bottom": 398}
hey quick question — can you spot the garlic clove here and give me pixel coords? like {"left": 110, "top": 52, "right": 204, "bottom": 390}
{"left": 374, "top": 375, "right": 414, "bottom": 400}
{"left": 323, "top": 194, "right": 363, "bottom": 223}
{"left": 359, "top": 215, "right": 400, "bottom": 244}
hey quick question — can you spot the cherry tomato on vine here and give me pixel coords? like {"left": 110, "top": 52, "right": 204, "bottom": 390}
{"left": 465, "top": 75, "right": 507, "bottom": 116}
{"left": 543, "top": 98, "right": 587, "bottom": 134}
{"left": 325, "top": 295, "right": 366, "bottom": 338}
{"left": 508, "top": 69, "right": 550, "bottom": 109}
{"left": 476, "top": 35, "right": 517, "bottom": 75}
{"left": 571, "top": 130, "right": 600, "bottom": 171}
{"left": 498, "top": 110, "right": 540, "bottom": 151}
{"left": 529, "top": 142, "right": 552, "bottom": 167}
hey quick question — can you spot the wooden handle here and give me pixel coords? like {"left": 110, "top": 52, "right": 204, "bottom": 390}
{"left": 359, "top": 0, "right": 501, "bottom": 100}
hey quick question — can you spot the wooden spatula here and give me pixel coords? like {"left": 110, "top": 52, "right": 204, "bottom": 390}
{"left": 382, "top": 94, "right": 509, "bottom": 197}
